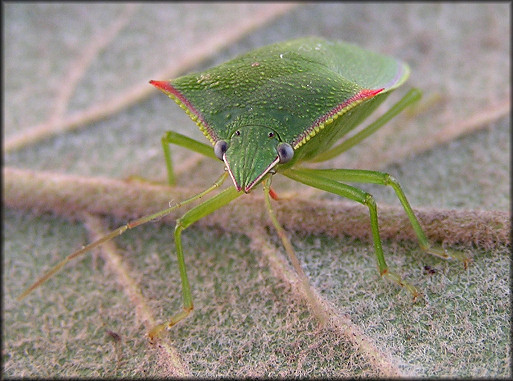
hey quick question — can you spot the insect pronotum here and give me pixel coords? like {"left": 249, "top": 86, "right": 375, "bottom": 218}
{"left": 19, "top": 37, "right": 470, "bottom": 340}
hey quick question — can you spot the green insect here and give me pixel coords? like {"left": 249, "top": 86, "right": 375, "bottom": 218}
{"left": 19, "top": 37, "right": 469, "bottom": 340}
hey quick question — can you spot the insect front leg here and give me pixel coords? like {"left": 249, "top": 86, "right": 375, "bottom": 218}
{"left": 283, "top": 168, "right": 421, "bottom": 299}
{"left": 161, "top": 131, "right": 218, "bottom": 185}
{"left": 18, "top": 172, "right": 231, "bottom": 303}
{"left": 148, "top": 185, "right": 242, "bottom": 341}
{"left": 262, "top": 176, "right": 329, "bottom": 323}
{"left": 292, "top": 168, "right": 470, "bottom": 267}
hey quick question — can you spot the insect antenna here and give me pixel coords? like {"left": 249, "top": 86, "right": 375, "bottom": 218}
{"left": 17, "top": 172, "right": 229, "bottom": 301}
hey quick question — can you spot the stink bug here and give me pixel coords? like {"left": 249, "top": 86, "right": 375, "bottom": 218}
{"left": 19, "top": 37, "right": 469, "bottom": 340}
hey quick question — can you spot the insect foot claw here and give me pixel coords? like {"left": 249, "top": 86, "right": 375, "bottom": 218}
{"left": 147, "top": 307, "right": 193, "bottom": 343}
{"left": 449, "top": 249, "right": 472, "bottom": 269}
{"left": 382, "top": 270, "right": 422, "bottom": 301}
{"left": 411, "top": 290, "right": 424, "bottom": 303}
{"left": 148, "top": 323, "right": 168, "bottom": 344}
{"left": 425, "top": 245, "right": 471, "bottom": 268}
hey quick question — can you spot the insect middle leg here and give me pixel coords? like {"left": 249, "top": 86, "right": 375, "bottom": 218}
{"left": 161, "top": 131, "right": 217, "bottom": 185}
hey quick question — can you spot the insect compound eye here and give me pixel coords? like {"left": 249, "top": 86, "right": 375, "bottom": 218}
{"left": 277, "top": 143, "right": 294, "bottom": 164}
{"left": 214, "top": 140, "right": 228, "bottom": 161}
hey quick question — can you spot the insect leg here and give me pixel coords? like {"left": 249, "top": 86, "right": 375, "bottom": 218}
{"left": 262, "top": 176, "right": 328, "bottom": 323}
{"left": 282, "top": 168, "right": 421, "bottom": 299}
{"left": 292, "top": 168, "right": 470, "bottom": 267}
{"left": 162, "top": 131, "right": 217, "bottom": 185}
{"left": 312, "top": 88, "right": 421, "bottom": 163}
{"left": 148, "top": 185, "right": 242, "bottom": 341}
{"left": 18, "top": 172, "right": 230, "bottom": 302}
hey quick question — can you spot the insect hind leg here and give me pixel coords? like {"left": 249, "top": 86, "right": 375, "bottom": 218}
{"left": 311, "top": 88, "right": 422, "bottom": 163}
